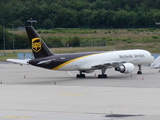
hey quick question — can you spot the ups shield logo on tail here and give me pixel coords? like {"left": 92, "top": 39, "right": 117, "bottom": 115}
{"left": 32, "top": 38, "right": 42, "bottom": 52}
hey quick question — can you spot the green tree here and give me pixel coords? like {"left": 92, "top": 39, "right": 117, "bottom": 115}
{"left": 78, "top": 9, "right": 92, "bottom": 28}
{"left": 42, "top": 19, "right": 54, "bottom": 29}
{"left": 0, "top": 25, "right": 14, "bottom": 49}
{"left": 14, "top": 34, "right": 29, "bottom": 49}
{"left": 54, "top": 8, "right": 78, "bottom": 28}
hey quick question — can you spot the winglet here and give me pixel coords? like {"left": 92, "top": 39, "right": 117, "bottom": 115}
{"left": 25, "top": 26, "right": 53, "bottom": 58}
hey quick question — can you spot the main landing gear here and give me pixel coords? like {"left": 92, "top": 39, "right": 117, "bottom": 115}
{"left": 98, "top": 74, "right": 107, "bottom": 78}
{"left": 98, "top": 67, "right": 107, "bottom": 78}
{"left": 76, "top": 71, "right": 86, "bottom": 78}
{"left": 76, "top": 67, "right": 108, "bottom": 78}
{"left": 137, "top": 65, "right": 142, "bottom": 74}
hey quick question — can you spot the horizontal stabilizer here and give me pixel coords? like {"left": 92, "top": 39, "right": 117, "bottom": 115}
{"left": 6, "top": 59, "right": 30, "bottom": 65}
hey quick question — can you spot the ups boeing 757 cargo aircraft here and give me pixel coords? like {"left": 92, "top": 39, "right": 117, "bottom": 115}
{"left": 7, "top": 26, "right": 154, "bottom": 78}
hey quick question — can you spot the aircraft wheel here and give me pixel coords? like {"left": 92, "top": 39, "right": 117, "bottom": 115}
{"left": 76, "top": 74, "right": 80, "bottom": 78}
{"left": 76, "top": 74, "right": 85, "bottom": 78}
{"left": 103, "top": 74, "right": 107, "bottom": 78}
{"left": 98, "top": 74, "right": 107, "bottom": 78}
{"left": 82, "top": 74, "right": 86, "bottom": 78}
{"left": 98, "top": 74, "right": 102, "bottom": 78}
{"left": 137, "top": 71, "right": 142, "bottom": 74}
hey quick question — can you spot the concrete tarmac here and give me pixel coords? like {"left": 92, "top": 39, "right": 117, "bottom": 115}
{"left": 0, "top": 62, "right": 160, "bottom": 120}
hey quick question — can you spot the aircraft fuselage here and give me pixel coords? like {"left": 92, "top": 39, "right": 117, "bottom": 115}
{"left": 29, "top": 49, "right": 154, "bottom": 71}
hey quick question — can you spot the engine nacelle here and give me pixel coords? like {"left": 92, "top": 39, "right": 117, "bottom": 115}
{"left": 81, "top": 70, "right": 95, "bottom": 73}
{"left": 115, "top": 63, "right": 134, "bottom": 74}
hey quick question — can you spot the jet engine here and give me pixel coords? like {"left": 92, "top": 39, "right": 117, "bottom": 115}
{"left": 115, "top": 63, "right": 134, "bottom": 74}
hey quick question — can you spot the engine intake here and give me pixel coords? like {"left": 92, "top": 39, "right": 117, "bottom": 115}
{"left": 115, "top": 63, "right": 134, "bottom": 74}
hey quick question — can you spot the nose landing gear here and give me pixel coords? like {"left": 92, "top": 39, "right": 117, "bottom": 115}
{"left": 137, "top": 65, "right": 142, "bottom": 74}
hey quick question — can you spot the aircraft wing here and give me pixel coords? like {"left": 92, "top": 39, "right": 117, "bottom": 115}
{"left": 79, "top": 61, "right": 127, "bottom": 70}
{"left": 6, "top": 59, "right": 30, "bottom": 65}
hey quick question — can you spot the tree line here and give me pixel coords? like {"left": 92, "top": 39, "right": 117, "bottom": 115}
{"left": 1, "top": 0, "right": 160, "bottom": 50}
{"left": 0, "top": 0, "right": 160, "bottom": 29}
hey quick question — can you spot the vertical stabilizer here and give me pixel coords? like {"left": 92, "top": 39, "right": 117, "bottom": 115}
{"left": 25, "top": 26, "right": 53, "bottom": 58}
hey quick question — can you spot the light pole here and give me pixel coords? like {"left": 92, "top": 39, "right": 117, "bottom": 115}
{"left": 1, "top": 19, "right": 5, "bottom": 55}
{"left": 27, "top": 18, "right": 37, "bottom": 26}
{"left": 11, "top": 24, "right": 15, "bottom": 52}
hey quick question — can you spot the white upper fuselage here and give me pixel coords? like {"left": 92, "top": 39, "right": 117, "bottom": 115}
{"left": 56, "top": 49, "right": 154, "bottom": 71}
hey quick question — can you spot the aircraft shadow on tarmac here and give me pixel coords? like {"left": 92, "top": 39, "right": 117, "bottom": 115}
{"left": 19, "top": 74, "right": 137, "bottom": 85}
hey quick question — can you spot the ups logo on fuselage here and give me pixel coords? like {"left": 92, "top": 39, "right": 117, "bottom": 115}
{"left": 32, "top": 38, "right": 42, "bottom": 52}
